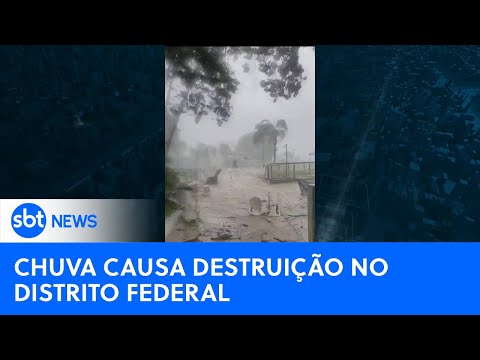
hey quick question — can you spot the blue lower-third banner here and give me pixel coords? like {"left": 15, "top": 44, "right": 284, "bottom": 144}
{"left": 0, "top": 242, "right": 479, "bottom": 315}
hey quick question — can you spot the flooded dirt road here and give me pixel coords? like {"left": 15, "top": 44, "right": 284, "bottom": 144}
{"left": 166, "top": 167, "right": 308, "bottom": 242}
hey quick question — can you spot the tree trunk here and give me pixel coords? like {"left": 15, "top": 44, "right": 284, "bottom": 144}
{"left": 165, "top": 95, "right": 186, "bottom": 155}
{"left": 164, "top": 69, "right": 177, "bottom": 154}
{"left": 165, "top": 70, "right": 172, "bottom": 103}
{"left": 165, "top": 116, "right": 179, "bottom": 155}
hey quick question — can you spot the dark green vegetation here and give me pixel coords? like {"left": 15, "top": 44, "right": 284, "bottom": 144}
{"left": 166, "top": 47, "right": 306, "bottom": 125}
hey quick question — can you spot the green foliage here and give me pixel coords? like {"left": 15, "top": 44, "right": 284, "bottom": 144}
{"left": 166, "top": 47, "right": 306, "bottom": 125}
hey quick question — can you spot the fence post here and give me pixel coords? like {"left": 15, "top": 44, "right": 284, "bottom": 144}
{"left": 307, "top": 183, "right": 315, "bottom": 242}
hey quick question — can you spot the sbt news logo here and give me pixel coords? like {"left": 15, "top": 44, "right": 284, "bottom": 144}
{"left": 11, "top": 203, "right": 97, "bottom": 238}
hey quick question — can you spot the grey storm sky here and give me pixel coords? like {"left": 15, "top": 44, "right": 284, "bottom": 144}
{"left": 175, "top": 47, "right": 315, "bottom": 159}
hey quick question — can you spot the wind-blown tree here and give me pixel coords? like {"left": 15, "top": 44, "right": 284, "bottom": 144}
{"left": 165, "top": 47, "right": 306, "bottom": 151}
{"left": 167, "top": 127, "right": 188, "bottom": 168}
{"left": 252, "top": 119, "right": 288, "bottom": 164}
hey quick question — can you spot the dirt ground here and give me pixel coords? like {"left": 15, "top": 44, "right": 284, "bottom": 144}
{"left": 166, "top": 167, "right": 309, "bottom": 242}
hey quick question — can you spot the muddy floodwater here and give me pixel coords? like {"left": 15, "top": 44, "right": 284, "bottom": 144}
{"left": 166, "top": 167, "right": 308, "bottom": 242}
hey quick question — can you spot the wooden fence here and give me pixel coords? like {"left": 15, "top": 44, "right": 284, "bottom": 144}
{"left": 264, "top": 161, "right": 315, "bottom": 183}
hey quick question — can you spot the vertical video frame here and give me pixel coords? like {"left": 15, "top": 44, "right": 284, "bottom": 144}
{"left": 165, "top": 46, "right": 316, "bottom": 242}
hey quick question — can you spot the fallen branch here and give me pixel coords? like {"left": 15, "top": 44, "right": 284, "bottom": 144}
{"left": 211, "top": 236, "right": 241, "bottom": 241}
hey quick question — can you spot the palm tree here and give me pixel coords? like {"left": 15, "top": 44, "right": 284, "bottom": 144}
{"left": 252, "top": 119, "right": 288, "bottom": 164}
